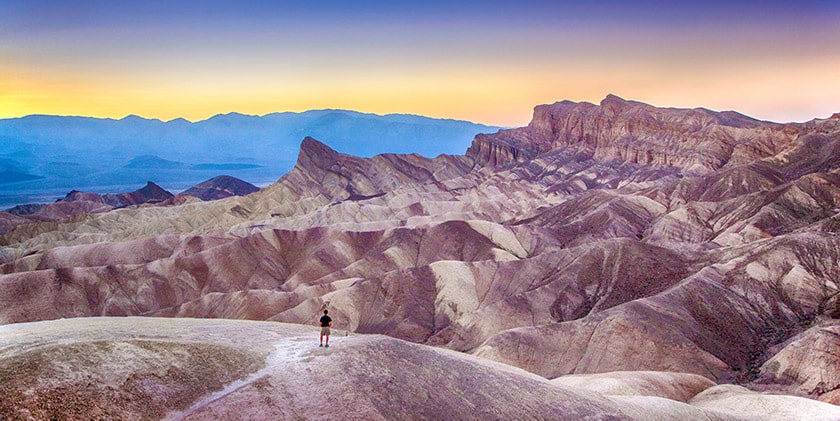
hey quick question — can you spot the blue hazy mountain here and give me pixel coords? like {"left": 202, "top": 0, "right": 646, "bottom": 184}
{"left": 0, "top": 170, "right": 44, "bottom": 184}
{"left": 124, "top": 155, "right": 188, "bottom": 169}
{"left": 0, "top": 110, "right": 499, "bottom": 208}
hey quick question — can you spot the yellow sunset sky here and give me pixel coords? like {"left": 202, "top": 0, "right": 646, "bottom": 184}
{"left": 2, "top": 1, "right": 839, "bottom": 127}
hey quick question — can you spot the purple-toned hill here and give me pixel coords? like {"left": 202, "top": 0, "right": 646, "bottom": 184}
{"left": 3, "top": 182, "right": 172, "bottom": 224}
{"left": 176, "top": 175, "right": 260, "bottom": 201}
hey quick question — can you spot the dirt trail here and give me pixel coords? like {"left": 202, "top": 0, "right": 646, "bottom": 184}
{"left": 166, "top": 335, "right": 347, "bottom": 420}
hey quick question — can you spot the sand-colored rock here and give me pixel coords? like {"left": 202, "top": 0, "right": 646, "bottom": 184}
{"left": 690, "top": 384, "right": 840, "bottom": 421}
{"left": 552, "top": 371, "right": 717, "bottom": 402}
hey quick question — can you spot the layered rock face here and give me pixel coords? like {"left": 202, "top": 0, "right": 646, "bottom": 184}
{"left": 752, "top": 318, "right": 840, "bottom": 403}
{"left": 2, "top": 96, "right": 840, "bottom": 413}
{"left": 466, "top": 94, "right": 797, "bottom": 173}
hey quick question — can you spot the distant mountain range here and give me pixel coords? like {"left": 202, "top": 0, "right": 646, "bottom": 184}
{"left": 0, "top": 110, "right": 499, "bottom": 208}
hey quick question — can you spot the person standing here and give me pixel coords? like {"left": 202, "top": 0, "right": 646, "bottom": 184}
{"left": 319, "top": 309, "right": 332, "bottom": 347}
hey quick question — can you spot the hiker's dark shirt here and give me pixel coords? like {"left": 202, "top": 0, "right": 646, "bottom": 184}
{"left": 320, "top": 315, "right": 332, "bottom": 327}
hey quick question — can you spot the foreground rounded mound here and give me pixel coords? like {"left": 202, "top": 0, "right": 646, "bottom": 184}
{"left": 2, "top": 317, "right": 839, "bottom": 420}
{"left": 0, "top": 317, "right": 629, "bottom": 420}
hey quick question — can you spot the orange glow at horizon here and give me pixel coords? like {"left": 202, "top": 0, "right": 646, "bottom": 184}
{"left": 4, "top": 52, "right": 839, "bottom": 127}
{"left": 2, "top": 3, "right": 839, "bottom": 127}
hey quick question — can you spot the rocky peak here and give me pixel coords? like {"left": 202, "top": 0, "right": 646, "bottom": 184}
{"left": 62, "top": 190, "right": 105, "bottom": 203}
{"left": 296, "top": 136, "right": 342, "bottom": 173}
{"left": 177, "top": 176, "right": 260, "bottom": 201}
{"left": 103, "top": 182, "right": 173, "bottom": 208}
{"left": 599, "top": 93, "right": 631, "bottom": 115}
{"left": 467, "top": 95, "right": 796, "bottom": 173}
{"left": 465, "top": 133, "right": 530, "bottom": 168}
{"left": 136, "top": 181, "right": 171, "bottom": 199}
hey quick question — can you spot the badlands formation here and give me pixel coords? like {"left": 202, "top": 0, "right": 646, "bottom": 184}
{"left": 0, "top": 176, "right": 260, "bottom": 234}
{"left": 2, "top": 95, "right": 840, "bottom": 419}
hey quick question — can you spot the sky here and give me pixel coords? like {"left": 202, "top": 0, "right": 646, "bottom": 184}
{"left": 1, "top": 0, "right": 839, "bottom": 127}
